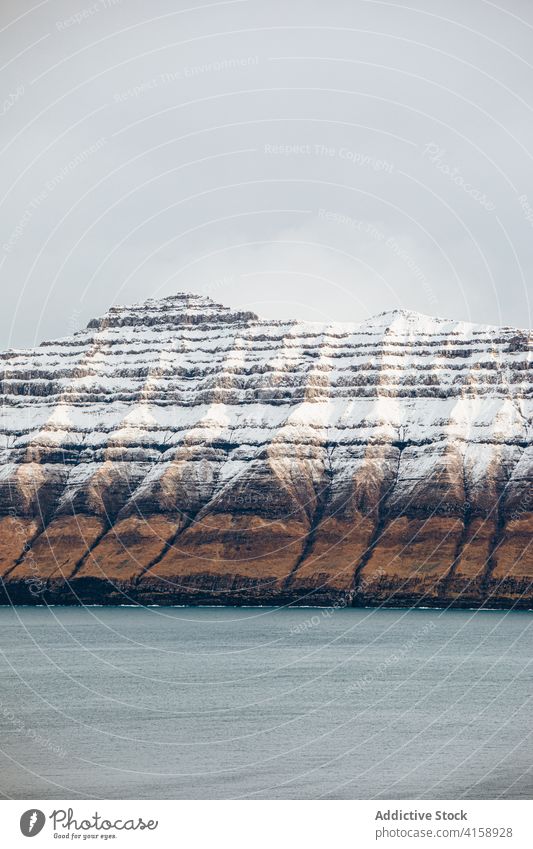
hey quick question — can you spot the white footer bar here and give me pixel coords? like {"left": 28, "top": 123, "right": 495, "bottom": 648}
{"left": 3, "top": 799, "right": 532, "bottom": 848}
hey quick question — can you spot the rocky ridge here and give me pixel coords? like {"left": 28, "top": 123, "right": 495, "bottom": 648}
{"left": 0, "top": 292, "right": 531, "bottom": 608}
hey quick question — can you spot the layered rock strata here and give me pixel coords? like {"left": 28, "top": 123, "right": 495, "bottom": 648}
{"left": 0, "top": 293, "right": 531, "bottom": 608}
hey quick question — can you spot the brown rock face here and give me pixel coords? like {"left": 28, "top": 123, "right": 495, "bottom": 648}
{"left": 0, "top": 293, "right": 531, "bottom": 608}
{"left": 0, "top": 517, "right": 40, "bottom": 578}
{"left": 490, "top": 516, "right": 533, "bottom": 603}
{"left": 445, "top": 518, "right": 496, "bottom": 602}
{"left": 143, "top": 514, "right": 308, "bottom": 603}
{"left": 358, "top": 517, "right": 463, "bottom": 603}
{"left": 5, "top": 516, "right": 106, "bottom": 603}
{"left": 74, "top": 515, "right": 181, "bottom": 591}
{"left": 288, "top": 515, "right": 375, "bottom": 599}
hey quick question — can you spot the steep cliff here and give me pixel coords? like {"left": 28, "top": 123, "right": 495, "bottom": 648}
{"left": 0, "top": 293, "right": 531, "bottom": 608}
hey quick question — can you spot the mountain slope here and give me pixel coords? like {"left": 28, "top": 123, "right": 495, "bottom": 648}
{"left": 0, "top": 293, "right": 531, "bottom": 607}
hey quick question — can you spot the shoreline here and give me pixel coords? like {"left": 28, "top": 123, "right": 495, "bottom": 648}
{"left": 1, "top": 600, "right": 531, "bottom": 611}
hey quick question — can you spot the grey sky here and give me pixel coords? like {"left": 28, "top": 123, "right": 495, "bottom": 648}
{"left": 1, "top": 0, "right": 532, "bottom": 349}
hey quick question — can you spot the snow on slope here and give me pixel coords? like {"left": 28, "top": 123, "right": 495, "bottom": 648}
{"left": 0, "top": 293, "right": 531, "bottom": 607}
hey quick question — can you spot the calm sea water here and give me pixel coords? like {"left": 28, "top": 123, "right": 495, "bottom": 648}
{"left": 0, "top": 606, "right": 531, "bottom": 799}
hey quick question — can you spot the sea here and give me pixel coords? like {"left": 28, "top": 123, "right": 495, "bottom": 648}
{"left": 0, "top": 605, "right": 531, "bottom": 799}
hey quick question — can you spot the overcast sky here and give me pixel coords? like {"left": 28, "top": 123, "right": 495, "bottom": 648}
{"left": 1, "top": 0, "right": 532, "bottom": 349}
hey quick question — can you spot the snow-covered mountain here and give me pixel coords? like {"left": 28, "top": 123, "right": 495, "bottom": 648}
{"left": 0, "top": 293, "right": 531, "bottom": 607}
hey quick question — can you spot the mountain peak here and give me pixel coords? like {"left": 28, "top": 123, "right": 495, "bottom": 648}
{"left": 81, "top": 293, "right": 525, "bottom": 337}
{"left": 86, "top": 291, "right": 258, "bottom": 331}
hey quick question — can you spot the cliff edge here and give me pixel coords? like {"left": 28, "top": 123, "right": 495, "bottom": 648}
{"left": 0, "top": 293, "right": 531, "bottom": 608}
